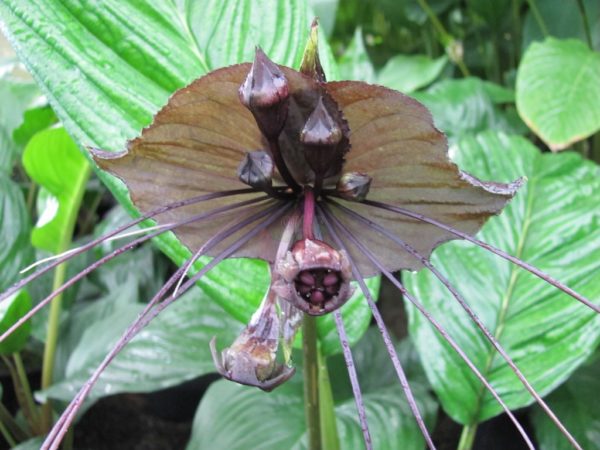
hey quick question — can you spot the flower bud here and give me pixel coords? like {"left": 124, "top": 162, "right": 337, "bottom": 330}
{"left": 210, "top": 290, "right": 295, "bottom": 391}
{"left": 336, "top": 172, "right": 372, "bottom": 201}
{"left": 300, "top": 96, "right": 344, "bottom": 176}
{"left": 237, "top": 150, "right": 274, "bottom": 190}
{"left": 239, "top": 47, "right": 289, "bottom": 139}
{"left": 273, "top": 239, "right": 354, "bottom": 315}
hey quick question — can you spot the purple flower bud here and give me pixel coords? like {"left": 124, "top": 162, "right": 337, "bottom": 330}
{"left": 273, "top": 239, "right": 354, "bottom": 315}
{"left": 336, "top": 172, "right": 372, "bottom": 201}
{"left": 300, "top": 96, "right": 346, "bottom": 177}
{"left": 237, "top": 150, "right": 274, "bottom": 190}
{"left": 239, "top": 47, "right": 289, "bottom": 139}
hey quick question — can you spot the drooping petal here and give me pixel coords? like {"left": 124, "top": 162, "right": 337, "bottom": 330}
{"left": 324, "top": 81, "right": 523, "bottom": 275}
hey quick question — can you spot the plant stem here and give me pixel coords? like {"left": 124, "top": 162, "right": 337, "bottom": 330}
{"left": 0, "top": 400, "right": 28, "bottom": 442}
{"left": 575, "top": 0, "right": 593, "bottom": 49}
{"left": 40, "top": 164, "right": 90, "bottom": 431}
{"left": 416, "top": 0, "right": 470, "bottom": 77}
{"left": 13, "top": 352, "right": 39, "bottom": 433}
{"left": 303, "top": 314, "right": 322, "bottom": 450}
{"left": 526, "top": 0, "right": 549, "bottom": 37}
{"left": 0, "top": 417, "right": 17, "bottom": 448}
{"left": 318, "top": 350, "right": 340, "bottom": 450}
{"left": 1, "top": 354, "right": 36, "bottom": 432}
{"left": 40, "top": 261, "right": 67, "bottom": 431}
{"left": 458, "top": 423, "right": 478, "bottom": 450}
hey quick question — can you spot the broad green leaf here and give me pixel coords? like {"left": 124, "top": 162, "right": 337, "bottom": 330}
{"left": 337, "top": 27, "right": 375, "bottom": 83}
{"left": 0, "top": 174, "right": 32, "bottom": 290}
{"left": 22, "top": 127, "right": 90, "bottom": 254}
{"left": 522, "top": 0, "right": 600, "bottom": 51}
{"left": 43, "top": 285, "right": 242, "bottom": 401}
{"left": 378, "top": 54, "right": 447, "bottom": 93}
{"left": 405, "top": 131, "right": 600, "bottom": 424}
{"left": 188, "top": 328, "right": 437, "bottom": 450}
{"left": 516, "top": 38, "right": 600, "bottom": 150}
{"left": 412, "top": 77, "right": 526, "bottom": 138}
{"left": 0, "top": 289, "right": 31, "bottom": 354}
{"left": 0, "top": 1, "right": 370, "bottom": 353}
{"left": 531, "top": 353, "right": 600, "bottom": 450}
{"left": 0, "top": 74, "right": 40, "bottom": 172}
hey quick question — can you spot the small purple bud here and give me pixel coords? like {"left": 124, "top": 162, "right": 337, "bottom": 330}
{"left": 336, "top": 172, "right": 372, "bottom": 201}
{"left": 300, "top": 96, "right": 342, "bottom": 147}
{"left": 237, "top": 150, "right": 274, "bottom": 190}
{"left": 239, "top": 47, "right": 289, "bottom": 139}
{"left": 299, "top": 96, "right": 345, "bottom": 177}
{"left": 273, "top": 239, "right": 354, "bottom": 316}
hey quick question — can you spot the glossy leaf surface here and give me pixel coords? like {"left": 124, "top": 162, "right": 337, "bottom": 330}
{"left": 378, "top": 54, "right": 447, "bottom": 93}
{"left": 22, "top": 127, "right": 89, "bottom": 253}
{"left": 516, "top": 38, "right": 600, "bottom": 150}
{"left": 531, "top": 354, "right": 600, "bottom": 450}
{"left": 187, "top": 329, "right": 437, "bottom": 450}
{"left": 43, "top": 285, "right": 241, "bottom": 401}
{"left": 405, "top": 131, "right": 600, "bottom": 424}
{"left": 0, "top": 289, "right": 31, "bottom": 354}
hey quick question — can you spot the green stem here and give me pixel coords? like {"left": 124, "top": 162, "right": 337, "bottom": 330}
{"left": 303, "top": 315, "right": 321, "bottom": 450}
{"left": 40, "top": 165, "right": 90, "bottom": 431}
{"left": 0, "top": 417, "right": 17, "bottom": 448}
{"left": 575, "top": 0, "right": 593, "bottom": 49}
{"left": 318, "top": 350, "right": 340, "bottom": 450}
{"left": 526, "top": 0, "right": 549, "bottom": 37}
{"left": 13, "top": 352, "right": 40, "bottom": 433}
{"left": 40, "top": 261, "right": 67, "bottom": 431}
{"left": 1, "top": 354, "right": 36, "bottom": 433}
{"left": 416, "top": 0, "right": 470, "bottom": 77}
{"left": 458, "top": 423, "right": 478, "bottom": 450}
{"left": 0, "top": 400, "right": 29, "bottom": 442}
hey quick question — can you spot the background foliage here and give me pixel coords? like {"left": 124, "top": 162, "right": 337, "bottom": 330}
{"left": 0, "top": 0, "right": 599, "bottom": 449}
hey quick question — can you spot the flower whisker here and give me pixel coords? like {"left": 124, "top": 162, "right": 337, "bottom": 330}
{"left": 329, "top": 199, "right": 582, "bottom": 449}
{"left": 319, "top": 205, "right": 436, "bottom": 450}
{"left": 0, "top": 194, "right": 273, "bottom": 344}
{"left": 319, "top": 202, "right": 536, "bottom": 450}
{"left": 360, "top": 198, "right": 599, "bottom": 314}
{"left": 332, "top": 309, "right": 373, "bottom": 450}
{"left": 42, "top": 201, "right": 293, "bottom": 450}
{"left": 0, "top": 187, "right": 260, "bottom": 306}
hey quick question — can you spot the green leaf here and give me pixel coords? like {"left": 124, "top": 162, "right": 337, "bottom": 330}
{"left": 1, "top": 0, "right": 371, "bottom": 352}
{"left": 43, "top": 285, "right": 242, "bottom": 401}
{"left": 522, "top": 0, "right": 600, "bottom": 51}
{"left": 337, "top": 27, "right": 375, "bottom": 83}
{"left": 412, "top": 77, "right": 526, "bottom": 139}
{"left": 0, "top": 74, "right": 41, "bottom": 172}
{"left": 11, "top": 437, "right": 45, "bottom": 450}
{"left": 531, "top": 353, "right": 600, "bottom": 450}
{"left": 0, "top": 174, "right": 33, "bottom": 290}
{"left": 188, "top": 328, "right": 437, "bottom": 450}
{"left": 516, "top": 38, "right": 600, "bottom": 150}
{"left": 0, "top": 289, "right": 31, "bottom": 354}
{"left": 404, "top": 131, "right": 600, "bottom": 424}
{"left": 12, "top": 105, "right": 57, "bottom": 146}
{"left": 22, "top": 127, "right": 90, "bottom": 254}
{"left": 378, "top": 54, "right": 447, "bottom": 93}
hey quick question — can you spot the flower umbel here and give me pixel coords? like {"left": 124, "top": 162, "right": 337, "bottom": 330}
{"left": 0, "top": 22, "right": 597, "bottom": 450}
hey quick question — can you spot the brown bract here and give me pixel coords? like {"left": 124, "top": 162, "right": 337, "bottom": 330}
{"left": 92, "top": 62, "right": 521, "bottom": 276}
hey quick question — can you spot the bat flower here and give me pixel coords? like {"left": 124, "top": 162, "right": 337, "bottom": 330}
{"left": 1, "top": 23, "right": 597, "bottom": 450}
